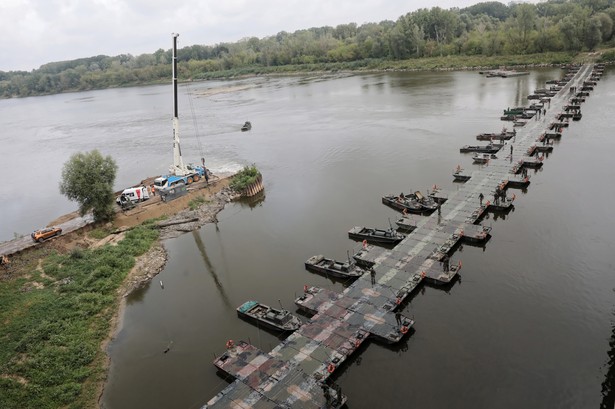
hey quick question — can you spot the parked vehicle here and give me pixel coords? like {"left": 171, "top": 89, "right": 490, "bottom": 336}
{"left": 153, "top": 164, "right": 207, "bottom": 192}
{"left": 116, "top": 186, "right": 150, "bottom": 204}
{"left": 31, "top": 227, "right": 62, "bottom": 242}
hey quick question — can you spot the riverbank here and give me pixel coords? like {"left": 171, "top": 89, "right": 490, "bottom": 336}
{"left": 4, "top": 50, "right": 612, "bottom": 100}
{"left": 194, "top": 51, "right": 583, "bottom": 80}
{"left": 0, "top": 173, "right": 242, "bottom": 409}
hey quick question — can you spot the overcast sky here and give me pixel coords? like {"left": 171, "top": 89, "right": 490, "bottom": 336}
{"left": 2, "top": 0, "right": 503, "bottom": 72}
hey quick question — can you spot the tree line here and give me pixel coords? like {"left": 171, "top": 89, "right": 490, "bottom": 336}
{"left": 2, "top": 0, "right": 615, "bottom": 98}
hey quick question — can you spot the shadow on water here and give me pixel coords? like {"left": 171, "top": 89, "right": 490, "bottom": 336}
{"left": 235, "top": 190, "right": 266, "bottom": 209}
{"left": 424, "top": 273, "right": 461, "bottom": 294}
{"left": 192, "top": 230, "right": 232, "bottom": 308}
{"left": 236, "top": 314, "right": 297, "bottom": 341}
{"left": 330, "top": 329, "right": 415, "bottom": 380}
{"left": 601, "top": 312, "right": 615, "bottom": 408}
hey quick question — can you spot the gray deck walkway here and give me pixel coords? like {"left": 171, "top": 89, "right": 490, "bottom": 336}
{"left": 203, "top": 63, "right": 599, "bottom": 408}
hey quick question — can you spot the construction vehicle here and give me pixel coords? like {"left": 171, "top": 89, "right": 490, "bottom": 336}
{"left": 153, "top": 33, "right": 207, "bottom": 193}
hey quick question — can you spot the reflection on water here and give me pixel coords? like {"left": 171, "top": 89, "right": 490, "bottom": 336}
{"left": 192, "top": 231, "right": 231, "bottom": 308}
{"left": 235, "top": 190, "right": 266, "bottom": 209}
{"left": 601, "top": 313, "right": 615, "bottom": 409}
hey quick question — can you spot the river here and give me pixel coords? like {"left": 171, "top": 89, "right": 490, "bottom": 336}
{"left": 2, "top": 68, "right": 614, "bottom": 408}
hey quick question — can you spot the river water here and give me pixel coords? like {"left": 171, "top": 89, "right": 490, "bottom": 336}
{"left": 2, "top": 68, "right": 614, "bottom": 408}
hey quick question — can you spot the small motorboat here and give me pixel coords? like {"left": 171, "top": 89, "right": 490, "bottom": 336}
{"left": 304, "top": 255, "right": 366, "bottom": 279}
{"left": 236, "top": 300, "right": 301, "bottom": 331}
{"left": 241, "top": 121, "right": 252, "bottom": 131}
{"left": 348, "top": 226, "right": 405, "bottom": 245}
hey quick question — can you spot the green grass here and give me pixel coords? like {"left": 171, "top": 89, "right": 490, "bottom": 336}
{"left": 88, "top": 227, "right": 112, "bottom": 240}
{"left": 188, "top": 196, "right": 208, "bottom": 211}
{"left": 0, "top": 225, "right": 159, "bottom": 409}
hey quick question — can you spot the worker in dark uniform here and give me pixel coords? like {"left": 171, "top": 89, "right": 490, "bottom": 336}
{"left": 478, "top": 192, "right": 484, "bottom": 206}
{"left": 395, "top": 311, "right": 402, "bottom": 326}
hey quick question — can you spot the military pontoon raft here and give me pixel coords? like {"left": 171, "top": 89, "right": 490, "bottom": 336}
{"left": 395, "top": 215, "right": 418, "bottom": 232}
{"left": 459, "top": 224, "right": 492, "bottom": 244}
{"left": 202, "top": 63, "right": 600, "bottom": 409}
{"left": 212, "top": 340, "right": 347, "bottom": 408}
{"left": 236, "top": 301, "right": 302, "bottom": 332}
{"left": 482, "top": 69, "right": 529, "bottom": 77}
{"left": 382, "top": 193, "right": 424, "bottom": 213}
{"left": 486, "top": 195, "right": 515, "bottom": 212}
{"left": 473, "top": 153, "right": 497, "bottom": 164}
{"left": 453, "top": 167, "right": 472, "bottom": 182}
{"left": 348, "top": 226, "right": 405, "bottom": 244}
{"left": 413, "top": 190, "right": 439, "bottom": 211}
{"left": 459, "top": 143, "right": 502, "bottom": 154}
{"left": 476, "top": 130, "right": 516, "bottom": 141}
{"left": 304, "top": 255, "right": 366, "bottom": 279}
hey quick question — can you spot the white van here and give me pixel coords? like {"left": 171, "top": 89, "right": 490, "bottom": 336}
{"left": 116, "top": 186, "right": 150, "bottom": 204}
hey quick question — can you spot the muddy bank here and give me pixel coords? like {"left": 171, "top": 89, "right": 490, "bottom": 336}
{"left": 157, "top": 187, "right": 241, "bottom": 240}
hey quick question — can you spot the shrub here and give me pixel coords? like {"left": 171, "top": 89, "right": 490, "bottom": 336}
{"left": 599, "top": 50, "right": 615, "bottom": 62}
{"left": 229, "top": 165, "right": 261, "bottom": 192}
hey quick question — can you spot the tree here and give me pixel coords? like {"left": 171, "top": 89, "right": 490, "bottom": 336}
{"left": 585, "top": 16, "right": 603, "bottom": 50}
{"left": 59, "top": 150, "right": 118, "bottom": 222}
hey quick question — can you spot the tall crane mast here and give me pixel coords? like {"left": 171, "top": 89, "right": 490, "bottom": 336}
{"left": 169, "top": 33, "right": 190, "bottom": 176}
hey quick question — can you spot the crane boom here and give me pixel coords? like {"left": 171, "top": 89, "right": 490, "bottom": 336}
{"left": 170, "top": 33, "right": 189, "bottom": 176}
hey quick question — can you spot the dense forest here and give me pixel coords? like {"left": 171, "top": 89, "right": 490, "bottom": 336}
{"left": 2, "top": 0, "right": 615, "bottom": 98}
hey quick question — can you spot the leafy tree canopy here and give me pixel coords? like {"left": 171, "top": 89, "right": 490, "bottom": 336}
{"left": 2, "top": 0, "right": 615, "bottom": 98}
{"left": 59, "top": 150, "right": 118, "bottom": 222}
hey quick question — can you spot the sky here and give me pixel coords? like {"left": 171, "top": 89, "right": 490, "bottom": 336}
{"left": 2, "top": 0, "right": 504, "bottom": 72}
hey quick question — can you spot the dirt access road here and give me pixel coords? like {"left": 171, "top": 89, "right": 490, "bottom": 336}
{"left": 0, "top": 175, "right": 232, "bottom": 259}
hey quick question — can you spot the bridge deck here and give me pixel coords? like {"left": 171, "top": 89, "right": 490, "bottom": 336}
{"left": 204, "top": 63, "right": 600, "bottom": 408}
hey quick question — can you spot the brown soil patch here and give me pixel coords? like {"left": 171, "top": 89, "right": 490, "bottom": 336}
{"left": 112, "top": 176, "right": 230, "bottom": 231}
{"left": 1, "top": 374, "right": 28, "bottom": 385}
